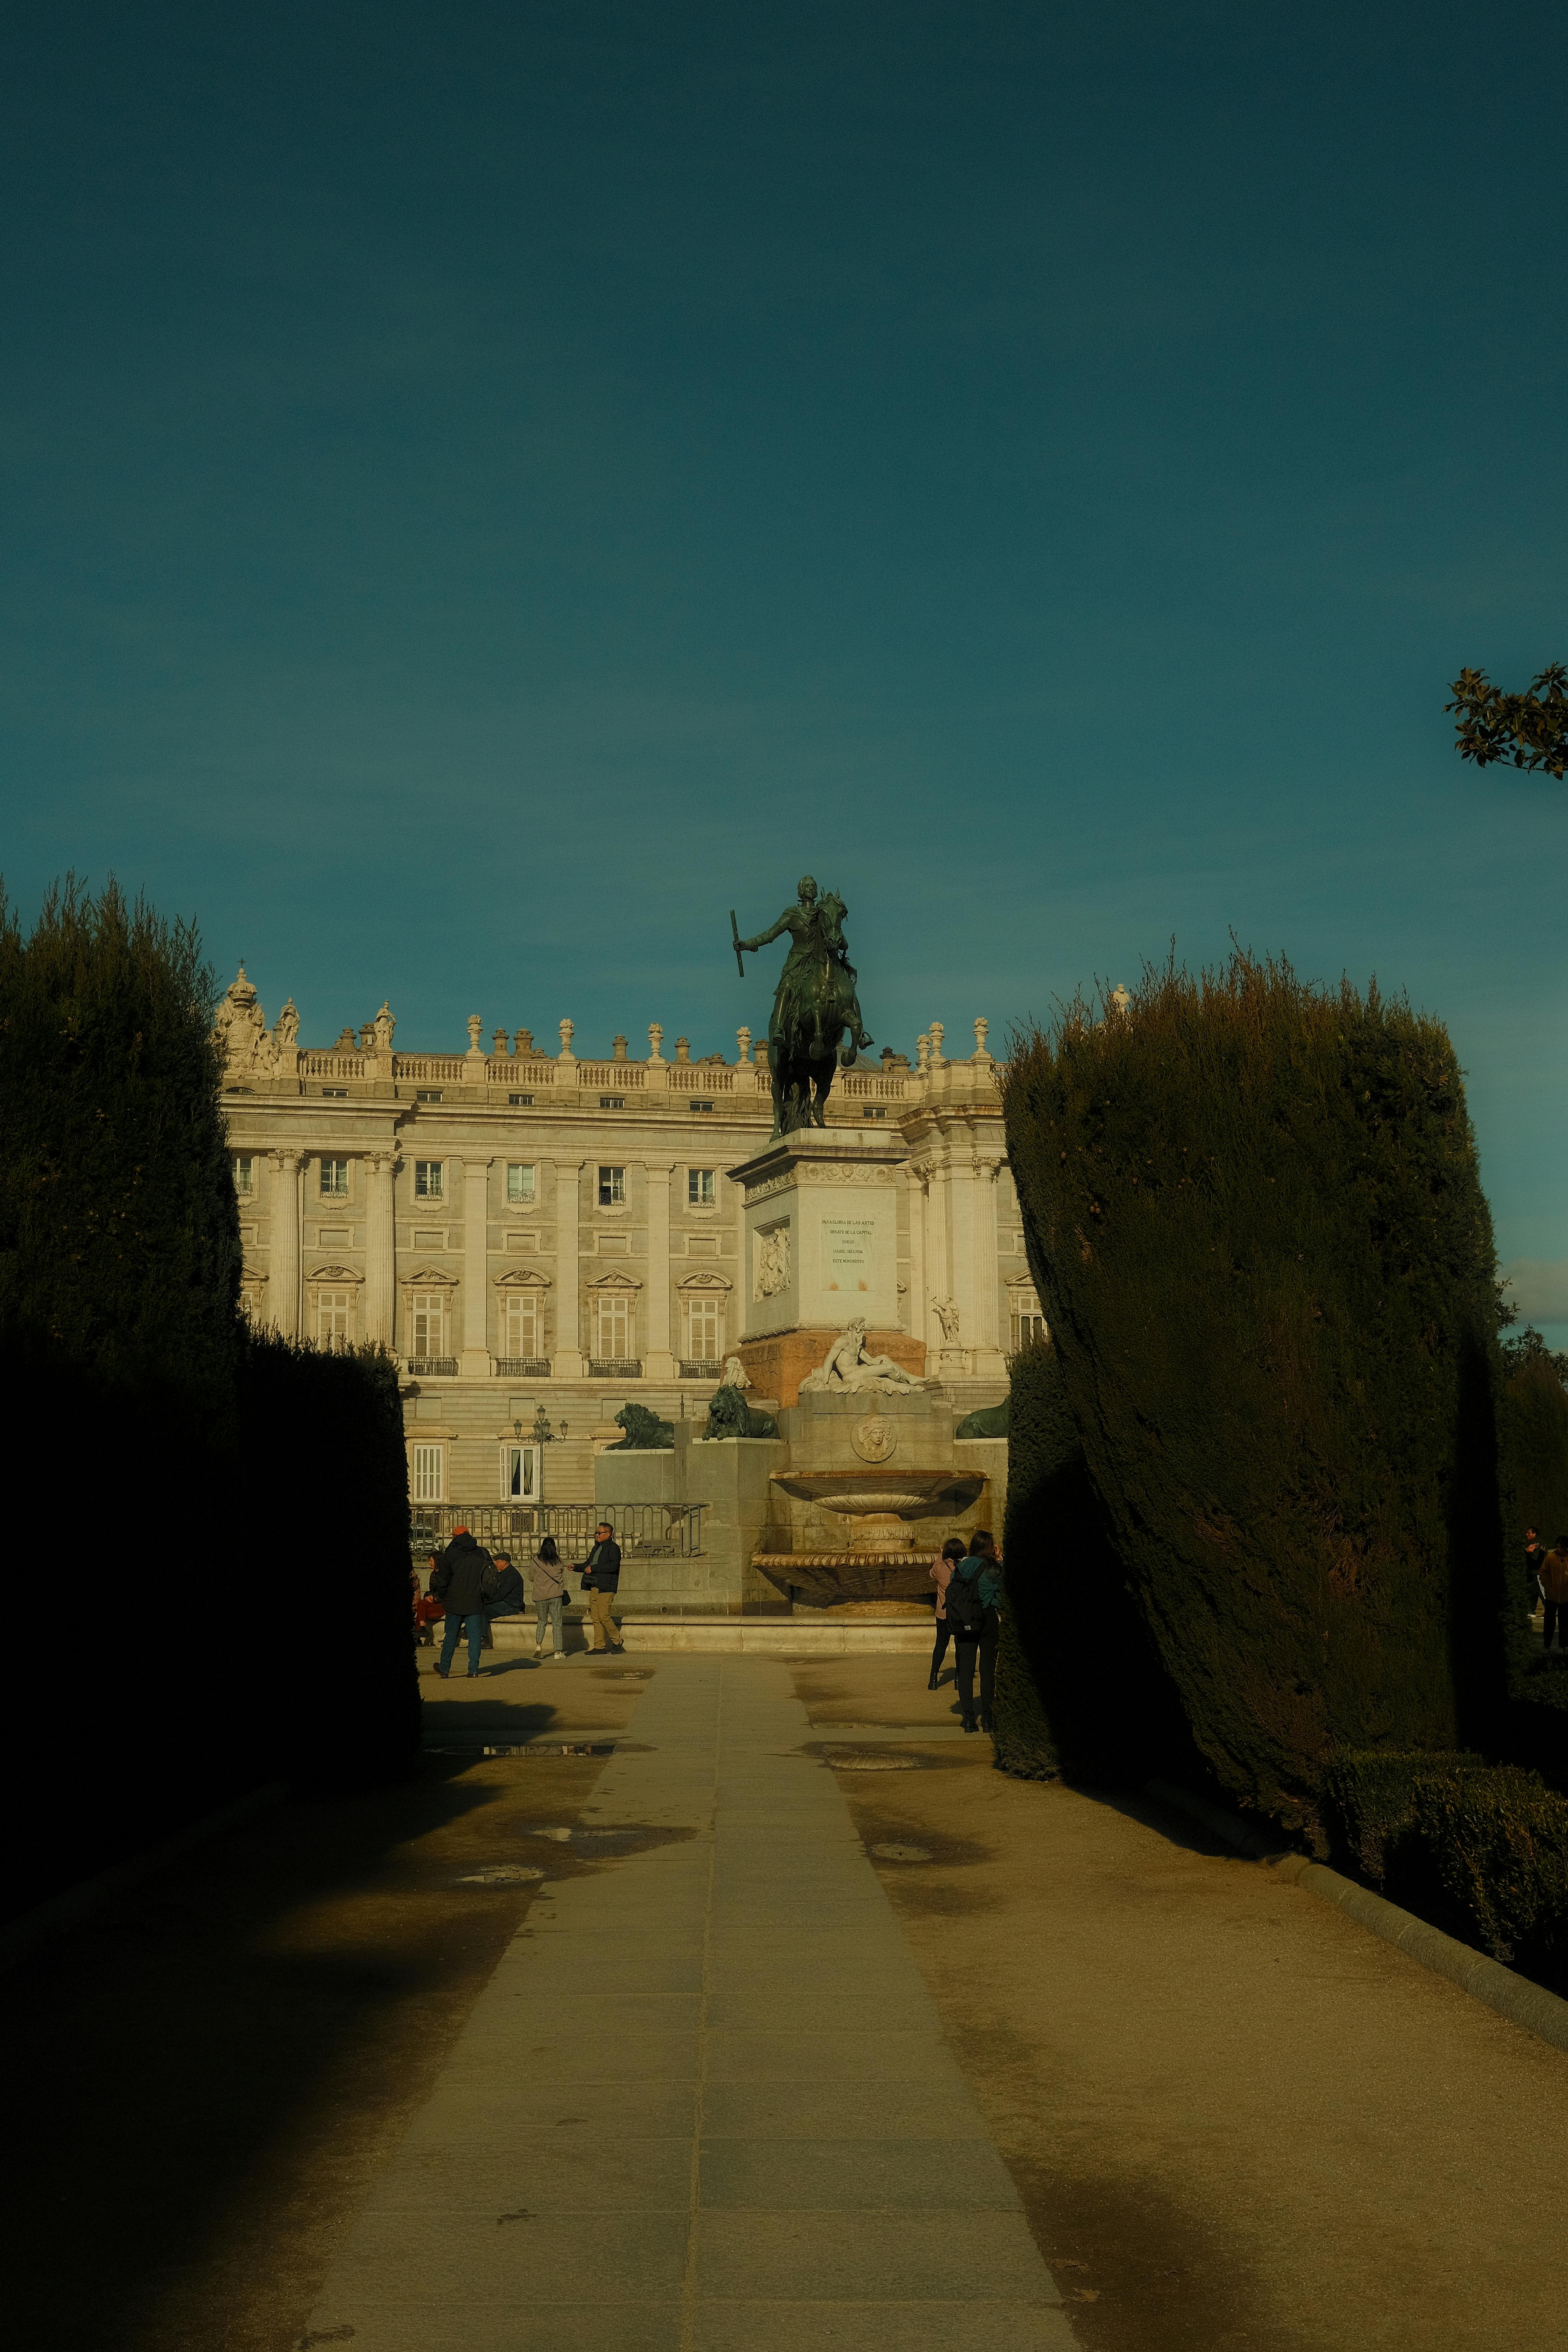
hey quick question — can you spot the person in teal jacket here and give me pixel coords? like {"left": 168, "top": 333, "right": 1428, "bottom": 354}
{"left": 948, "top": 1531, "right": 1002, "bottom": 1733}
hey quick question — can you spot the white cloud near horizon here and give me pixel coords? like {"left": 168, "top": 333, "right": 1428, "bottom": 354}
{"left": 1503, "top": 1261, "right": 1568, "bottom": 1325}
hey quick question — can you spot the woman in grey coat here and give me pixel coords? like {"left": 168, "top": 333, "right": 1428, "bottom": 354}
{"left": 531, "top": 1537, "right": 568, "bottom": 1660}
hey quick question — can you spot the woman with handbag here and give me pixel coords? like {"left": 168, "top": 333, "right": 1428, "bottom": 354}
{"left": 531, "top": 1537, "right": 568, "bottom": 1661}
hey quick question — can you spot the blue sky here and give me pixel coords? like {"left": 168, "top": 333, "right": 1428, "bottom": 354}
{"left": 3, "top": 3, "right": 1564, "bottom": 1330}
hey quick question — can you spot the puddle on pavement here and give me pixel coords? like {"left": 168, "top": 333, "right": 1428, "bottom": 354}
{"left": 455, "top": 1865, "right": 548, "bottom": 1887}
{"left": 522, "top": 1822, "right": 694, "bottom": 1863}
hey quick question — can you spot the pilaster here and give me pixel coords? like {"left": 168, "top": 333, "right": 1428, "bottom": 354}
{"left": 643, "top": 1158, "right": 676, "bottom": 1380}
{"left": 553, "top": 1157, "right": 584, "bottom": 1379}
{"left": 270, "top": 1148, "right": 304, "bottom": 1337}
{"left": 461, "top": 1157, "right": 492, "bottom": 1376}
{"left": 367, "top": 1150, "right": 399, "bottom": 1348}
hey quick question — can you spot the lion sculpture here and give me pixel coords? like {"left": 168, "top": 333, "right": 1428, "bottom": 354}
{"left": 701, "top": 1383, "right": 779, "bottom": 1442}
{"left": 610, "top": 1402, "right": 675, "bottom": 1450}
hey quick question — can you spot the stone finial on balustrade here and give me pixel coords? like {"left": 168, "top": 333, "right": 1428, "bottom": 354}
{"left": 466, "top": 1014, "right": 484, "bottom": 1057}
{"left": 648, "top": 1023, "right": 665, "bottom": 1064}
{"left": 929, "top": 1021, "right": 945, "bottom": 1064}
{"left": 514, "top": 1027, "right": 534, "bottom": 1058}
{"left": 493, "top": 1027, "right": 509, "bottom": 1058}
{"left": 558, "top": 1018, "right": 576, "bottom": 1063}
{"left": 359, "top": 1022, "right": 375, "bottom": 1052}
{"left": 736, "top": 1025, "right": 752, "bottom": 1066}
{"left": 611, "top": 1034, "right": 628, "bottom": 1062}
{"left": 916, "top": 1032, "right": 930, "bottom": 1072}
{"left": 972, "top": 1016, "right": 992, "bottom": 1062}
{"left": 675, "top": 1036, "right": 691, "bottom": 1063}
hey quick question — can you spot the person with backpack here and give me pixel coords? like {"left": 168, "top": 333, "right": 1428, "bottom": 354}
{"left": 430, "top": 1527, "right": 501, "bottom": 1679}
{"left": 928, "top": 1536, "right": 966, "bottom": 1690}
{"left": 531, "top": 1537, "right": 568, "bottom": 1660}
{"left": 946, "top": 1529, "right": 1002, "bottom": 1734}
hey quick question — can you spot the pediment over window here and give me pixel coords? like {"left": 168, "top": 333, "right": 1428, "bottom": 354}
{"left": 676, "top": 1268, "right": 733, "bottom": 1291}
{"left": 586, "top": 1268, "right": 642, "bottom": 1291}
{"left": 402, "top": 1265, "right": 458, "bottom": 1286}
{"left": 240, "top": 1265, "right": 269, "bottom": 1284}
{"left": 494, "top": 1268, "right": 553, "bottom": 1288}
{"left": 309, "top": 1263, "right": 364, "bottom": 1284}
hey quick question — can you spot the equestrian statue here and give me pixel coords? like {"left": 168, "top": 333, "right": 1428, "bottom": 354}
{"left": 732, "top": 876, "right": 873, "bottom": 1136}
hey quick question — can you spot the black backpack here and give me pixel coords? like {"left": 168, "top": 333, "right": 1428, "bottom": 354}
{"left": 946, "top": 1562, "right": 988, "bottom": 1635}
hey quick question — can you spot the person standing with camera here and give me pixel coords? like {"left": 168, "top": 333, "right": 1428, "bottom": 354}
{"left": 579, "top": 1522, "right": 625, "bottom": 1656}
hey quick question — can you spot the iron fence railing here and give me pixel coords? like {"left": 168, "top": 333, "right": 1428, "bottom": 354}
{"left": 493, "top": 1357, "right": 551, "bottom": 1377}
{"left": 586, "top": 1357, "right": 642, "bottom": 1378}
{"left": 679, "top": 1359, "right": 722, "bottom": 1380}
{"left": 410, "top": 1502, "right": 705, "bottom": 1559}
{"left": 406, "top": 1356, "right": 458, "bottom": 1377}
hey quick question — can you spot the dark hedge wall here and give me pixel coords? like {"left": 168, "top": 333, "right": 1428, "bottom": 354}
{"left": 0, "top": 881, "right": 417, "bottom": 1923}
{"left": 1003, "top": 951, "right": 1509, "bottom": 1838}
{"left": 994, "top": 1336, "right": 1199, "bottom": 1787}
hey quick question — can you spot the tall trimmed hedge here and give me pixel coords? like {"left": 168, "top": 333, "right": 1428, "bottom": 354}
{"left": 1003, "top": 952, "right": 1508, "bottom": 1836}
{"left": 995, "top": 1336, "right": 1197, "bottom": 1785}
{"left": 0, "top": 880, "right": 418, "bottom": 1922}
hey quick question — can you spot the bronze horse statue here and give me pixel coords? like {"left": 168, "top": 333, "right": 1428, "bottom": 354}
{"left": 734, "top": 876, "right": 873, "bottom": 1136}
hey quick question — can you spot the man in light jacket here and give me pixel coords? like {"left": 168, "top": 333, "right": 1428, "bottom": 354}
{"left": 432, "top": 1528, "right": 500, "bottom": 1679}
{"left": 579, "top": 1523, "right": 625, "bottom": 1655}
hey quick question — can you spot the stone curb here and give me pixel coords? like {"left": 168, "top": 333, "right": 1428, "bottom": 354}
{"left": 1144, "top": 1776, "right": 1568, "bottom": 2058}
{"left": 0, "top": 1783, "right": 288, "bottom": 1972}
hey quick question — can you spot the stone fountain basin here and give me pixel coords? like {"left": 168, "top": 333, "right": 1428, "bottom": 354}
{"left": 756, "top": 1468, "right": 987, "bottom": 1603}
{"left": 769, "top": 1470, "right": 984, "bottom": 1516}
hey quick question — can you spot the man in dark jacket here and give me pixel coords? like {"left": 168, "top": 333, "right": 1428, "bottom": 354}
{"left": 579, "top": 1523, "right": 625, "bottom": 1655}
{"left": 1525, "top": 1528, "right": 1549, "bottom": 1618}
{"left": 432, "top": 1529, "right": 500, "bottom": 1678}
{"left": 485, "top": 1554, "right": 528, "bottom": 1640}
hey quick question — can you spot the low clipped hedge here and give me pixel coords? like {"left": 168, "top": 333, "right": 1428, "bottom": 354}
{"left": 1323, "top": 1749, "right": 1568, "bottom": 1988}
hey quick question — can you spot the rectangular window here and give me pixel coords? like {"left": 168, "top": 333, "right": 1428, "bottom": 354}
{"left": 317, "top": 1289, "right": 351, "bottom": 1344}
{"left": 416, "top": 1088, "right": 443, "bottom": 1102}
{"left": 1011, "top": 1309, "right": 1048, "bottom": 1351}
{"left": 508, "top": 1093, "right": 534, "bottom": 1107}
{"left": 411, "top": 1443, "right": 444, "bottom": 1504}
{"left": 322, "top": 1085, "right": 348, "bottom": 1098}
{"left": 501, "top": 1290, "right": 541, "bottom": 1357}
{"left": 687, "top": 1295, "right": 722, "bottom": 1359}
{"left": 688, "top": 1167, "right": 715, "bottom": 1207}
{"left": 506, "top": 1163, "right": 537, "bottom": 1204}
{"left": 596, "top": 1292, "right": 631, "bottom": 1358}
{"left": 689, "top": 1100, "right": 714, "bottom": 1113}
{"left": 600, "top": 1094, "right": 625, "bottom": 1110}
{"left": 598, "top": 1165, "right": 626, "bottom": 1206}
{"left": 411, "top": 1291, "right": 446, "bottom": 1355}
{"left": 320, "top": 1157, "right": 349, "bottom": 1197}
{"left": 234, "top": 1155, "right": 253, "bottom": 1196}
{"left": 415, "top": 1161, "right": 444, "bottom": 1200}
{"left": 500, "top": 1442, "right": 540, "bottom": 1501}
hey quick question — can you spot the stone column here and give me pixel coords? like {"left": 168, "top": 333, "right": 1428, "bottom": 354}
{"left": 926, "top": 1157, "right": 951, "bottom": 1350}
{"left": 553, "top": 1158, "right": 583, "bottom": 1378}
{"left": 270, "top": 1149, "right": 303, "bottom": 1337}
{"left": 948, "top": 1142, "right": 982, "bottom": 1370}
{"left": 461, "top": 1158, "right": 492, "bottom": 1377}
{"left": 643, "top": 1159, "right": 676, "bottom": 1380}
{"left": 973, "top": 1155, "right": 1006, "bottom": 1375}
{"left": 366, "top": 1151, "right": 398, "bottom": 1348}
{"left": 905, "top": 1164, "right": 928, "bottom": 1349}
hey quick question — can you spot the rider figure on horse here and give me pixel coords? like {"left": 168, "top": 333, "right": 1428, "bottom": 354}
{"left": 735, "top": 876, "right": 873, "bottom": 1134}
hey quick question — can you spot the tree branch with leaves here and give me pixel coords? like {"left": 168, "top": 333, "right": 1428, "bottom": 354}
{"left": 1447, "top": 663, "right": 1568, "bottom": 781}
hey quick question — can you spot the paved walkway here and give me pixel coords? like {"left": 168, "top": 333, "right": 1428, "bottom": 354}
{"left": 303, "top": 1658, "right": 1076, "bottom": 2351}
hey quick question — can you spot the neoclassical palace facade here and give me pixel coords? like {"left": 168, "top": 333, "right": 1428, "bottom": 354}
{"left": 215, "top": 968, "right": 1042, "bottom": 1506}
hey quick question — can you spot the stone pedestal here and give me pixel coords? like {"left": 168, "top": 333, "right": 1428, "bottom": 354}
{"left": 731, "top": 1132, "right": 905, "bottom": 1344}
